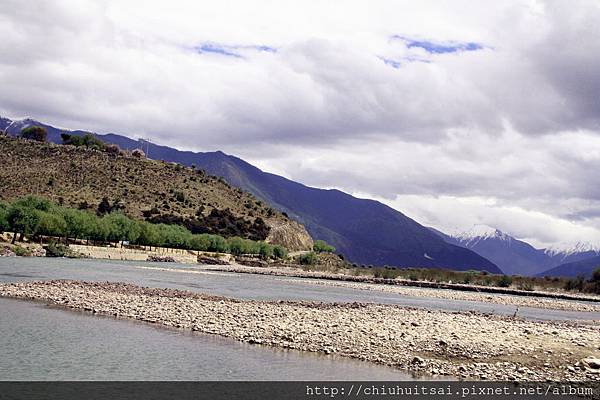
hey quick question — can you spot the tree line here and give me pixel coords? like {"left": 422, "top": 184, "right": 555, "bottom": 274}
{"left": 0, "top": 196, "right": 287, "bottom": 260}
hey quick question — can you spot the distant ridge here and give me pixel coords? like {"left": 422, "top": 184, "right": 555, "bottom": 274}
{"left": 539, "top": 255, "right": 600, "bottom": 278}
{"left": 0, "top": 116, "right": 501, "bottom": 272}
{"left": 432, "top": 224, "right": 600, "bottom": 276}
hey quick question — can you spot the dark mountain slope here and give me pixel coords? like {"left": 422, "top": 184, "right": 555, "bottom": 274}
{"left": 2, "top": 116, "right": 500, "bottom": 272}
{"left": 538, "top": 256, "right": 600, "bottom": 278}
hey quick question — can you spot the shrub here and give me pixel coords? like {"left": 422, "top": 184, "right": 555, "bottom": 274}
{"left": 105, "top": 144, "right": 121, "bottom": 155}
{"left": 497, "top": 275, "right": 513, "bottom": 288}
{"left": 517, "top": 282, "right": 534, "bottom": 291}
{"left": 132, "top": 149, "right": 146, "bottom": 158}
{"left": 44, "top": 242, "right": 69, "bottom": 257}
{"left": 564, "top": 275, "right": 585, "bottom": 292}
{"left": 313, "top": 240, "right": 336, "bottom": 253}
{"left": 21, "top": 126, "right": 47, "bottom": 142}
{"left": 12, "top": 245, "right": 31, "bottom": 257}
{"left": 298, "top": 252, "right": 318, "bottom": 265}
{"left": 273, "top": 245, "right": 287, "bottom": 260}
{"left": 0, "top": 202, "right": 8, "bottom": 233}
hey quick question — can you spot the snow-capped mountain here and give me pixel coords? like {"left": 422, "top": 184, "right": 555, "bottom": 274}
{"left": 443, "top": 225, "right": 549, "bottom": 276}
{"left": 433, "top": 224, "right": 600, "bottom": 276}
{"left": 543, "top": 242, "right": 600, "bottom": 267}
{"left": 453, "top": 225, "right": 514, "bottom": 247}
{"left": 545, "top": 241, "right": 600, "bottom": 258}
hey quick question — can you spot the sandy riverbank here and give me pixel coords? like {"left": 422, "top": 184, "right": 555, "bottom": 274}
{"left": 1, "top": 280, "right": 599, "bottom": 381}
{"left": 204, "top": 264, "right": 600, "bottom": 313}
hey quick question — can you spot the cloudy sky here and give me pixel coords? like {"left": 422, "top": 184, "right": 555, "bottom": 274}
{"left": 1, "top": 0, "right": 600, "bottom": 248}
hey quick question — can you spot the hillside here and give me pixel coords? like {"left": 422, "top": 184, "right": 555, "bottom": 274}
{"left": 538, "top": 256, "right": 600, "bottom": 278}
{"left": 440, "top": 225, "right": 551, "bottom": 276}
{"left": 0, "top": 117, "right": 500, "bottom": 272}
{"left": 432, "top": 224, "right": 600, "bottom": 276}
{"left": 0, "top": 135, "right": 313, "bottom": 251}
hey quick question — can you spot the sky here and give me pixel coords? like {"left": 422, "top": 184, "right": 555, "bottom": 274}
{"left": 1, "top": 0, "right": 600, "bottom": 249}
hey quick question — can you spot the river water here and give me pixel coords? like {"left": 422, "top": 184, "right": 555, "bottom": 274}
{"left": 1, "top": 257, "right": 598, "bottom": 321}
{"left": 0, "top": 257, "right": 598, "bottom": 380}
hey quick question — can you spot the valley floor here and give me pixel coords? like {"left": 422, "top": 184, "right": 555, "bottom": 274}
{"left": 1, "top": 280, "right": 599, "bottom": 382}
{"left": 206, "top": 264, "right": 600, "bottom": 313}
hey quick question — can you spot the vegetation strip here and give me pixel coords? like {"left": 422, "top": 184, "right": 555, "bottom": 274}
{"left": 0, "top": 196, "right": 287, "bottom": 260}
{"left": 211, "top": 265, "right": 600, "bottom": 304}
{"left": 1, "top": 280, "right": 599, "bottom": 382}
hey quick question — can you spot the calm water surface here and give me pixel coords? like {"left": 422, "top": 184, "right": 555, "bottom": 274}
{"left": 0, "top": 298, "right": 412, "bottom": 380}
{"left": 0, "top": 257, "right": 598, "bottom": 321}
{"left": 1, "top": 257, "right": 597, "bottom": 380}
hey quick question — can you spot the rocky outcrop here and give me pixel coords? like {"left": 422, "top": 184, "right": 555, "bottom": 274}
{"left": 266, "top": 219, "right": 313, "bottom": 251}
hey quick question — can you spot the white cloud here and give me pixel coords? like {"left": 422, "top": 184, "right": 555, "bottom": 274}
{"left": 1, "top": 0, "right": 600, "bottom": 247}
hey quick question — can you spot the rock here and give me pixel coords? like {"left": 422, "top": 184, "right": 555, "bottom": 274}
{"left": 147, "top": 255, "right": 176, "bottom": 262}
{"left": 581, "top": 358, "right": 600, "bottom": 370}
{"left": 197, "top": 255, "right": 231, "bottom": 265}
{"left": 411, "top": 322, "right": 420, "bottom": 327}
{"left": 0, "top": 246, "right": 16, "bottom": 257}
{"left": 411, "top": 356, "right": 425, "bottom": 365}
{"left": 30, "top": 247, "right": 46, "bottom": 257}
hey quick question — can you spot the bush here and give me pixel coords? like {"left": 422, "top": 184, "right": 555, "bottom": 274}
{"left": 44, "top": 242, "right": 69, "bottom": 257}
{"left": 564, "top": 275, "right": 585, "bottom": 292}
{"left": 497, "top": 275, "right": 513, "bottom": 288}
{"left": 132, "top": 149, "right": 146, "bottom": 158}
{"left": 21, "top": 126, "right": 47, "bottom": 142}
{"left": 272, "top": 245, "right": 287, "bottom": 260}
{"left": 61, "top": 133, "right": 108, "bottom": 151}
{"left": 0, "top": 202, "right": 8, "bottom": 233}
{"left": 12, "top": 245, "right": 31, "bottom": 256}
{"left": 313, "top": 240, "right": 336, "bottom": 253}
{"left": 298, "top": 252, "right": 318, "bottom": 265}
{"left": 517, "top": 282, "right": 534, "bottom": 291}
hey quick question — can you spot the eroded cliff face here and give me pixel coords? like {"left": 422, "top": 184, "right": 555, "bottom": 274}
{"left": 266, "top": 219, "right": 313, "bottom": 251}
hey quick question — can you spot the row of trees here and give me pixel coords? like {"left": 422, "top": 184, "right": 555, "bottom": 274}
{"left": 0, "top": 196, "right": 287, "bottom": 260}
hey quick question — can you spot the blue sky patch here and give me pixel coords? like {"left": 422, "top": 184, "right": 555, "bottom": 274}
{"left": 392, "top": 35, "right": 484, "bottom": 54}
{"left": 195, "top": 43, "right": 277, "bottom": 58}
{"left": 379, "top": 56, "right": 431, "bottom": 69}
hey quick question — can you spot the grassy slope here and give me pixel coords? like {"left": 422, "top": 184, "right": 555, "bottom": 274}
{"left": 0, "top": 136, "right": 312, "bottom": 250}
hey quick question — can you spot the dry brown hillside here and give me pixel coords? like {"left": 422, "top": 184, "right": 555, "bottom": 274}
{"left": 0, "top": 135, "right": 313, "bottom": 250}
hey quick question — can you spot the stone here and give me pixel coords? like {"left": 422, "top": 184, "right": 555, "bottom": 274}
{"left": 411, "top": 356, "right": 425, "bottom": 365}
{"left": 581, "top": 358, "right": 600, "bottom": 370}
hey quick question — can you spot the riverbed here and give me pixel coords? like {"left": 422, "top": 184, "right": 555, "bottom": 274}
{"left": 1, "top": 257, "right": 599, "bottom": 321}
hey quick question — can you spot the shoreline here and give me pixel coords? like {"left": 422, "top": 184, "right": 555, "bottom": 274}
{"left": 202, "top": 264, "right": 600, "bottom": 313}
{"left": 208, "top": 264, "right": 600, "bottom": 304}
{"left": 1, "top": 280, "right": 599, "bottom": 382}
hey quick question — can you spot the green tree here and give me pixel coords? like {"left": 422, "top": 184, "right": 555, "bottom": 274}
{"left": 590, "top": 267, "right": 600, "bottom": 294}
{"left": 7, "top": 205, "right": 41, "bottom": 243}
{"left": 258, "top": 242, "right": 274, "bottom": 260}
{"left": 188, "top": 234, "right": 211, "bottom": 251}
{"left": 313, "top": 240, "right": 336, "bottom": 253}
{"left": 137, "top": 221, "right": 159, "bottom": 249}
{"left": 61, "top": 133, "right": 106, "bottom": 150}
{"left": 0, "top": 202, "right": 9, "bottom": 233}
{"left": 497, "top": 275, "right": 513, "bottom": 288}
{"left": 103, "top": 212, "right": 140, "bottom": 245}
{"left": 272, "top": 245, "right": 287, "bottom": 260}
{"left": 208, "top": 234, "right": 229, "bottom": 253}
{"left": 21, "top": 126, "right": 48, "bottom": 142}
{"left": 37, "top": 211, "right": 67, "bottom": 237}
{"left": 298, "top": 251, "right": 318, "bottom": 265}
{"left": 13, "top": 195, "right": 52, "bottom": 211}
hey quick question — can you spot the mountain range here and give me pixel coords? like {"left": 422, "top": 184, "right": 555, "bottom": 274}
{"left": 433, "top": 225, "right": 600, "bottom": 277}
{"left": 0, "top": 116, "right": 500, "bottom": 273}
